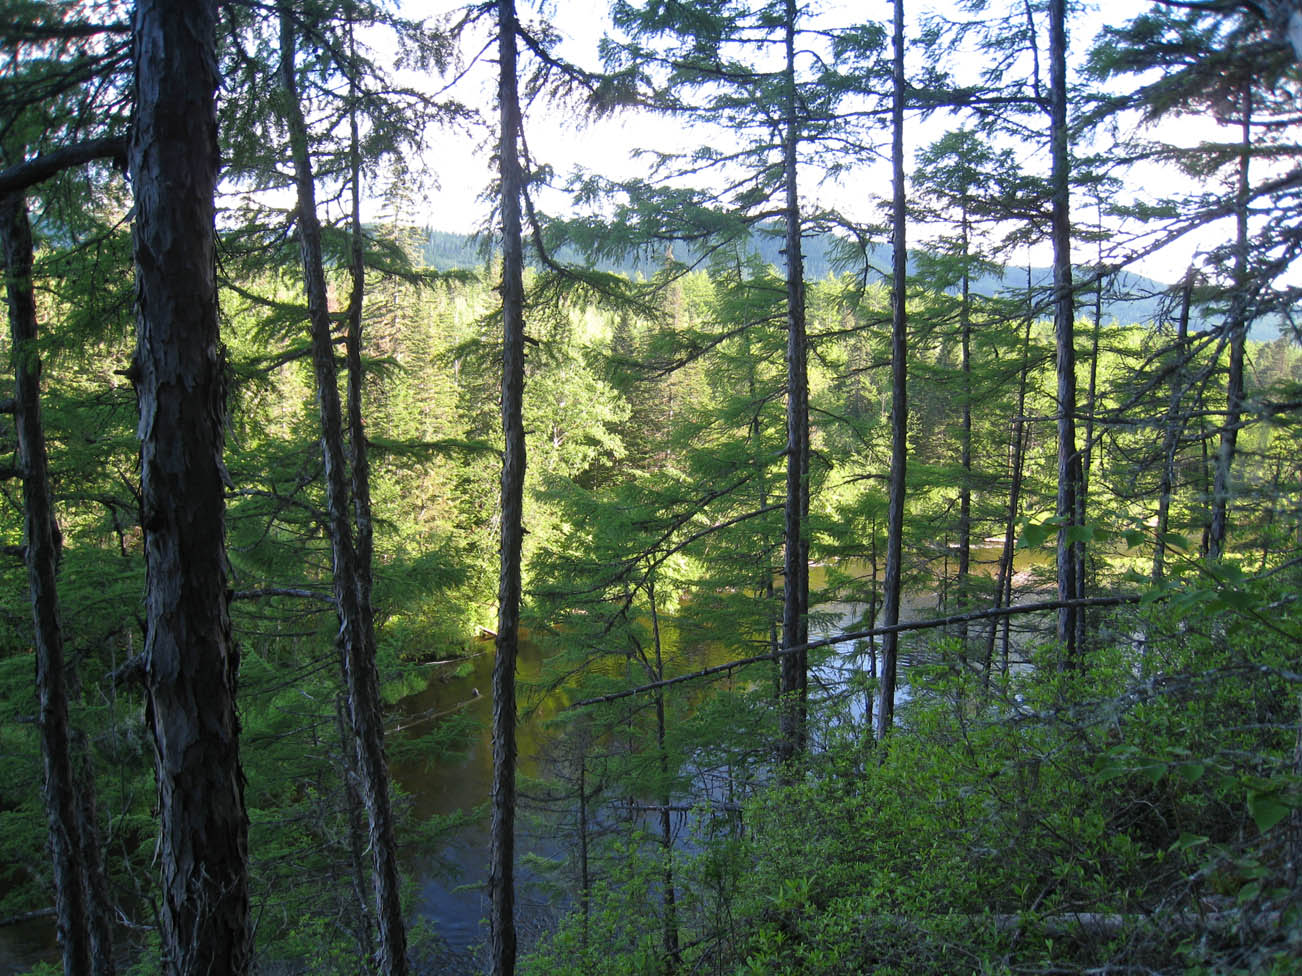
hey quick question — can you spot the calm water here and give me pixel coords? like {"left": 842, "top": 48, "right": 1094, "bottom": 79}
{"left": 392, "top": 545, "right": 1053, "bottom": 957}
{"left": 1, "top": 545, "right": 1050, "bottom": 970}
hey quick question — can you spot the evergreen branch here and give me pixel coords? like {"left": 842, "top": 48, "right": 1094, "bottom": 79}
{"left": 0, "top": 137, "right": 127, "bottom": 195}
{"left": 366, "top": 436, "right": 498, "bottom": 459}
{"left": 0, "top": 907, "right": 56, "bottom": 927}
{"left": 230, "top": 587, "right": 335, "bottom": 605}
{"left": 567, "top": 596, "right": 1143, "bottom": 710}
{"left": 1, "top": 19, "right": 129, "bottom": 42}
{"left": 515, "top": 23, "right": 608, "bottom": 105}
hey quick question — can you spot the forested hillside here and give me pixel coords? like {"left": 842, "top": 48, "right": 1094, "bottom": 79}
{"left": 1, "top": 2, "right": 1299, "bottom": 976}
{"left": 421, "top": 226, "right": 1270, "bottom": 339}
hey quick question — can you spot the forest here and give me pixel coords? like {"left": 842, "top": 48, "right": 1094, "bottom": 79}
{"left": 1, "top": 0, "right": 1300, "bottom": 975}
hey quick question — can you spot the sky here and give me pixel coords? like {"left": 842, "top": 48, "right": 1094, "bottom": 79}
{"left": 384, "top": 1, "right": 1276, "bottom": 288}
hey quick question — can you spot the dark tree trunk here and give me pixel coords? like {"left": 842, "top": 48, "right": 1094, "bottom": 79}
{"left": 340, "top": 28, "right": 379, "bottom": 965}
{"left": 577, "top": 757, "right": 591, "bottom": 952}
{"left": 647, "top": 576, "right": 680, "bottom": 972}
{"left": 71, "top": 731, "right": 115, "bottom": 976}
{"left": 1153, "top": 272, "right": 1194, "bottom": 582}
{"left": 345, "top": 22, "right": 375, "bottom": 621}
{"left": 4, "top": 138, "right": 127, "bottom": 976}
{"left": 864, "top": 521, "right": 879, "bottom": 731}
{"left": 748, "top": 356, "right": 781, "bottom": 689}
{"left": 491, "top": 2, "right": 526, "bottom": 972}
{"left": 779, "top": 0, "right": 810, "bottom": 764}
{"left": 130, "top": 1, "right": 251, "bottom": 971}
{"left": 984, "top": 272, "right": 1033, "bottom": 686}
{"left": 1199, "top": 412, "right": 1213, "bottom": 556}
{"left": 956, "top": 202, "right": 972, "bottom": 653}
{"left": 877, "top": 0, "right": 908, "bottom": 739}
{"left": 336, "top": 695, "right": 376, "bottom": 965}
{"left": 2, "top": 189, "right": 94, "bottom": 976}
{"left": 1075, "top": 212, "right": 1104, "bottom": 652}
{"left": 1048, "top": 0, "right": 1082, "bottom": 661}
{"left": 277, "top": 11, "right": 408, "bottom": 974}
{"left": 1208, "top": 86, "right": 1252, "bottom": 561}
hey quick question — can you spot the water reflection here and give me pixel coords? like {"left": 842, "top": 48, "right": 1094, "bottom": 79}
{"left": 391, "top": 544, "right": 1055, "bottom": 955}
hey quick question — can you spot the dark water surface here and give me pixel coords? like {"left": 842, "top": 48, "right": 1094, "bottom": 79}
{"left": 1, "top": 546, "right": 1051, "bottom": 970}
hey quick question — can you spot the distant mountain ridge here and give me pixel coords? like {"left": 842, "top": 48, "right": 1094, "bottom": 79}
{"left": 418, "top": 227, "right": 1280, "bottom": 340}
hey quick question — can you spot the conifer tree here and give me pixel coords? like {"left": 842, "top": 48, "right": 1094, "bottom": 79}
{"left": 3, "top": 181, "right": 95, "bottom": 976}
{"left": 276, "top": 6, "right": 408, "bottom": 970}
{"left": 1047, "top": 0, "right": 1084, "bottom": 658}
{"left": 131, "top": 0, "right": 251, "bottom": 970}
{"left": 778, "top": 0, "right": 811, "bottom": 763}
{"left": 0, "top": 6, "right": 130, "bottom": 969}
{"left": 491, "top": 1, "right": 527, "bottom": 972}
{"left": 910, "top": 129, "right": 1019, "bottom": 653}
{"left": 878, "top": 0, "right": 908, "bottom": 737}
{"left": 600, "top": 0, "right": 884, "bottom": 757}
{"left": 1089, "top": 4, "right": 1301, "bottom": 561}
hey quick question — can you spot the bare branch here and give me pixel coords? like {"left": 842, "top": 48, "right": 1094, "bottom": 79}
{"left": 568, "top": 596, "right": 1143, "bottom": 710}
{"left": 0, "top": 138, "right": 127, "bottom": 195}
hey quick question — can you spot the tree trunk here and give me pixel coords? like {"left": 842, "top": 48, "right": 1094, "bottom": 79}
{"left": 577, "top": 757, "right": 591, "bottom": 953}
{"left": 278, "top": 11, "right": 408, "bottom": 973}
{"left": 1048, "top": 0, "right": 1081, "bottom": 661}
{"left": 341, "top": 30, "right": 379, "bottom": 969}
{"left": 647, "top": 576, "right": 680, "bottom": 972}
{"left": 491, "top": 1, "right": 527, "bottom": 972}
{"left": 984, "top": 294, "right": 1033, "bottom": 687}
{"left": 336, "top": 695, "right": 376, "bottom": 966}
{"left": 747, "top": 357, "right": 782, "bottom": 729}
{"left": 877, "top": 0, "right": 908, "bottom": 739}
{"left": 345, "top": 21, "right": 375, "bottom": 622}
{"left": 2, "top": 189, "right": 94, "bottom": 976}
{"left": 1153, "top": 271, "right": 1194, "bottom": 582}
{"left": 1075, "top": 208, "right": 1104, "bottom": 652}
{"left": 130, "top": 1, "right": 251, "bottom": 971}
{"left": 779, "top": 0, "right": 810, "bottom": 764}
{"left": 71, "top": 730, "right": 115, "bottom": 976}
{"left": 956, "top": 201, "right": 972, "bottom": 654}
{"left": 864, "top": 521, "right": 878, "bottom": 731}
{"left": 1208, "top": 85, "right": 1252, "bottom": 561}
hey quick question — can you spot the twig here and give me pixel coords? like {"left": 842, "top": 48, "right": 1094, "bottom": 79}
{"left": 567, "top": 596, "right": 1141, "bottom": 709}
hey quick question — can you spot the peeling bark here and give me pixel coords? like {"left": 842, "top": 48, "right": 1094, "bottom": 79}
{"left": 130, "top": 1, "right": 250, "bottom": 972}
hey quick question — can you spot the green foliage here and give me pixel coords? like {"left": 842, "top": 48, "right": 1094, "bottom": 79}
{"left": 520, "top": 560, "right": 1301, "bottom": 976}
{"left": 4, "top": 4, "right": 1301, "bottom": 970}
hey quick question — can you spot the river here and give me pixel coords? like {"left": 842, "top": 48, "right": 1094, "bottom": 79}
{"left": 390, "top": 545, "right": 1052, "bottom": 961}
{"left": 1, "top": 545, "right": 1050, "bottom": 971}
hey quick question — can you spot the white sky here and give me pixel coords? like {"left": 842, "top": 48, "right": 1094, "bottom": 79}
{"left": 386, "top": 1, "right": 1282, "bottom": 287}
